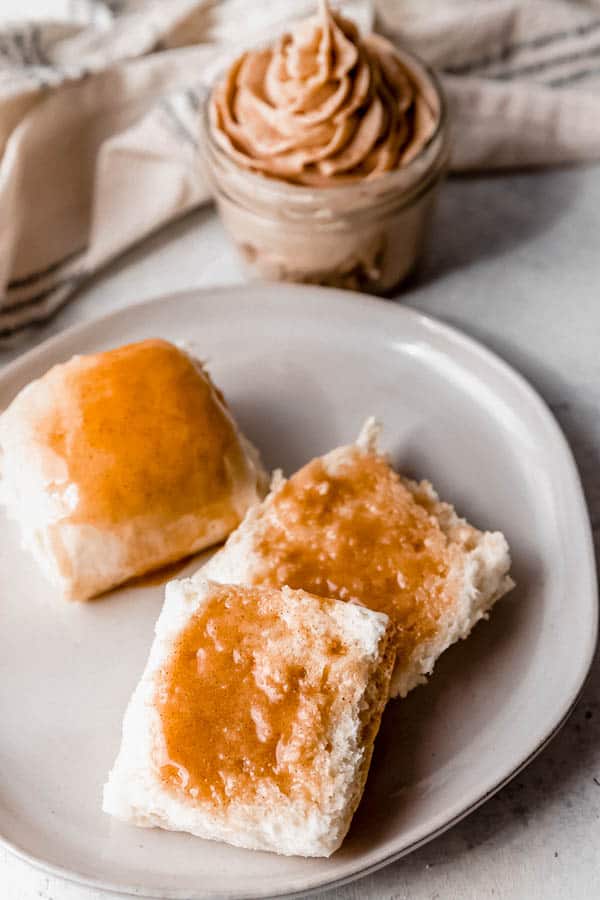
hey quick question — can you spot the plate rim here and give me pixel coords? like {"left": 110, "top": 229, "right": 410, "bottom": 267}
{"left": 0, "top": 283, "right": 597, "bottom": 900}
{"left": 0, "top": 689, "right": 589, "bottom": 900}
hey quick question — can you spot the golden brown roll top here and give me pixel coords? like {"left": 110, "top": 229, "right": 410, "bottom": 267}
{"left": 0, "top": 338, "right": 267, "bottom": 600}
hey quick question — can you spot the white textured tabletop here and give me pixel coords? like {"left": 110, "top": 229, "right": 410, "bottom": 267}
{"left": 1, "top": 166, "right": 599, "bottom": 900}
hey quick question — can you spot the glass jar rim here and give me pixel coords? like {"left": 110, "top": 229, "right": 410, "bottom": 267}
{"left": 201, "top": 40, "right": 449, "bottom": 210}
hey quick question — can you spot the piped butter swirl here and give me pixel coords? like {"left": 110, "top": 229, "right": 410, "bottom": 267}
{"left": 210, "top": 1, "right": 439, "bottom": 186}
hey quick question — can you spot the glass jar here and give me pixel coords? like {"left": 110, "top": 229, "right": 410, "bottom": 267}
{"left": 199, "top": 47, "right": 449, "bottom": 296}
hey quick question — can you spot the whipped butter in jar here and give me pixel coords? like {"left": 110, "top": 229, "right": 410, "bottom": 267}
{"left": 201, "top": 1, "right": 448, "bottom": 294}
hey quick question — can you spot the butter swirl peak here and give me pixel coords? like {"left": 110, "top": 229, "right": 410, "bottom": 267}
{"left": 210, "top": 1, "right": 439, "bottom": 186}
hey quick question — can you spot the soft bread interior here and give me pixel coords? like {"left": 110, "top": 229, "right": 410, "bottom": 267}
{"left": 103, "top": 579, "right": 395, "bottom": 857}
{"left": 203, "top": 417, "right": 513, "bottom": 698}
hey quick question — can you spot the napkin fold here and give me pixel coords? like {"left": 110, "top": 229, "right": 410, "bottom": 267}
{"left": 1, "top": 0, "right": 600, "bottom": 343}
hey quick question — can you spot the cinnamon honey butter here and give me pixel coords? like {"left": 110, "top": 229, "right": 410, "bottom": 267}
{"left": 201, "top": 0, "right": 448, "bottom": 293}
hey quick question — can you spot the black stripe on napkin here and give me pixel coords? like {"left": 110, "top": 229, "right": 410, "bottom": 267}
{"left": 493, "top": 42, "right": 600, "bottom": 81}
{"left": 549, "top": 64, "right": 600, "bottom": 88}
{"left": 444, "top": 18, "right": 600, "bottom": 76}
{"left": 2, "top": 274, "right": 82, "bottom": 317}
{"left": 0, "top": 276, "right": 85, "bottom": 340}
{"left": 7, "top": 248, "right": 83, "bottom": 291}
{"left": 159, "top": 98, "right": 198, "bottom": 148}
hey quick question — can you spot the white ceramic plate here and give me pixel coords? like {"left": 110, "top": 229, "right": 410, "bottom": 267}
{"left": 0, "top": 285, "right": 596, "bottom": 900}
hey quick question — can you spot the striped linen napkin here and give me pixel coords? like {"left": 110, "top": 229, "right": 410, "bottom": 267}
{"left": 1, "top": 0, "right": 600, "bottom": 344}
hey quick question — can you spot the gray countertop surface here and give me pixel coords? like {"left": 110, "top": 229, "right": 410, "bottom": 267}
{"left": 1, "top": 164, "right": 599, "bottom": 900}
